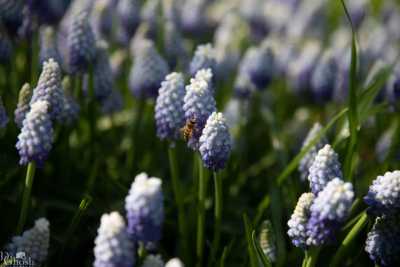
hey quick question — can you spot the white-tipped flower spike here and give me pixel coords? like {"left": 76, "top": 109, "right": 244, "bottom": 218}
{"left": 0, "top": 95, "right": 8, "bottom": 128}
{"left": 128, "top": 40, "right": 169, "bottom": 99}
{"left": 364, "top": 170, "right": 400, "bottom": 216}
{"left": 39, "top": 26, "right": 62, "bottom": 67}
{"left": 125, "top": 173, "right": 164, "bottom": 245}
{"left": 14, "top": 83, "right": 32, "bottom": 128}
{"left": 141, "top": 255, "right": 164, "bottom": 267}
{"left": 298, "top": 123, "right": 328, "bottom": 181}
{"left": 194, "top": 68, "right": 214, "bottom": 94}
{"left": 287, "top": 192, "right": 315, "bottom": 249}
{"left": 155, "top": 72, "right": 186, "bottom": 141}
{"left": 306, "top": 178, "right": 354, "bottom": 246}
{"left": 199, "top": 112, "right": 232, "bottom": 171}
{"left": 93, "top": 212, "right": 135, "bottom": 267}
{"left": 66, "top": 10, "right": 96, "bottom": 74}
{"left": 183, "top": 76, "right": 217, "bottom": 150}
{"left": 308, "top": 144, "right": 343, "bottom": 194}
{"left": 165, "top": 258, "right": 184, "bottom": 267}
{"left": 16, "top": 101, "right": 53, "bottom": 166}
{"left": 30, "top": 58, "right": 64, "bottom": 121}
{"left": 6, "top": 218, "right": 50, "bottom": 266}
{"left": 259, "top": 220, "right": 277, "bottom": 263}
{"left": 365, "top": 215, "right": 400, "bottom": 267}
{"left": 189, "top": 43, "right": 217, "bottom": 77}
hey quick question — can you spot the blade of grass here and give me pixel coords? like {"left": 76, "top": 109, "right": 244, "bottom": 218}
{"left": 243, "top": 214, "right": 258, "bottom": 267}
{"left": 252, "top": 231, "right": 272, "bottom": 267}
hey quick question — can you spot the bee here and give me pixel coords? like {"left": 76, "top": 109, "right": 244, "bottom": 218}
{"left": 181, "top": 118, "right": 196, "bottom": 141}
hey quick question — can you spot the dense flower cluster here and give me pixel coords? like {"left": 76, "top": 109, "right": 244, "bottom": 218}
{"left": 189, "top": 43, "right": 217, "bottom": 77}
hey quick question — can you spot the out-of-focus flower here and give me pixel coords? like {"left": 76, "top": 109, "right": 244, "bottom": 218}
{"left": 0, "top": 95, "right": 8, "bottom": 128}
{"left": 364, "top": 170, "right": 400, "bottom": 216}
{"left": 259, "top": 220, "right": 277, "bottom": 263}
{"left": 233, "top": 73, "right": 255, "bottom": 99}
{"left": 66, "top": 10, "right": 96, "bottom": 74}
{"left": 142, "top": 255, "right": 164, "bottom": 267}
{"left": 116, "top": 0, "right": 140, "bottom": 45}
{"left": 298, "top": 122, "right": 328, "bottom": 181}
{"left": 311, "top": 50, "right": 338, "bottom": 103}
{"left": 163, "top": 20, "right": 187, "bottom": 70}
{"left": 59, "top": 77, "right": 80, "bottom": 125}
{"left": 155, "top": 72, "right": 186, "bottom": 141}
{"left": 110, "top": 49, "right": 127, "bottom": 80}
{"left": 128, "top": 40, "right": 169, "bottom": 99}
{"left": 287, "top": 192, "right": 314, "bottom": 248}
{"left": 141, "top": 0, "right": 160, "bottom": 39}
{"left": 125, "top": 173, "right": 164, "bottom": 245}
{"left": 240, "top": 0, "right": 268, "bottom": 40}
{"left": 14, "top": 83, "right": 32, "bottom": 128}
{"left": 306, "top": 178, "right": 354, "bottom": 246}
{"left": 101, "top": 89, "right": 123, "bottom": 115}
{"left": 30, "top": 58, "right": 64, "bottom": 121}
{"left": 16, "top": 101, "right": 53, "bottom": 166}
{"left": 365, "top": 215, "right": 400, "bottom": 267}
{"left": 6, "top": 218, "right": 50, "bottom": 266}
{"left": 308, "top": 144, "right": 342, "bottom": 194}
{"left": 189, "top": 43, "right": 217, "bottom": 78}
{"left": 39, "top": 26, "right": 62, "bottom": 67}
{"left": 199, "top": 112, "right": 231, "bottom": 171}
{"left": 0, "top": 0, "right": 23, "bottom": 34}
{"left": 166, "top": 258, "right": 184, "bottom": 267}
{"left": 0, "top": 29, "right": 12, "bottom": 63}
{"left": 181, "top": 0, "right": 209, "bottom": 36}
{"left": 93, "top": 212, "right": 135, "bottom": 267}
{"left": 183, "top": 74, "right": 216, "bottom": 150}
{"left": 91, "top": 0, "right": 114, "bottom": 40}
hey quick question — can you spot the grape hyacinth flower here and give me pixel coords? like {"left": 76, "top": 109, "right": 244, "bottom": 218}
{"left": 14, "top": 83, "right": 32, "bottom": 128}
{"left": 0, "top": 95, "right": 8, "bottom": 128}
{"left": 365, "top": 215, "right": 400, "bottom": 267}
{"left": 6, "top": 218, "right": 50, "bottom": 266}
{"left": 233, "top": 73, "right": 255, "bottom": 99}
{"left": 308, "top": 144, "right": 343, "bottom": 194}
{"left": 287, "top": 192, "right": 314, "bottom": 248}
{"left": 259, "top": 220, "right": 277, "bottom": 263}
{"left": 0, "top": 29, "right": 12, "bottom": 63}
{"left": 66, "top": 10, "right": 96, "bottom": 74}
{"left": 164, "top": 20, "right": 187, "bottom": 69}
{"left": 194, "top": 68, "right": 214, "bottom": 94}
{"left": 30, "top": 58, "right": 64, "bottom": 121}
{"left": 183, "top": 75, "right": 217, "bottom": 150}
{"left": 364, "top": 170, "right": 400, "bottom": 216}
{"left": 298, "top": 122, "right": 328, "bottom": 181}
{"left": 93, "top": 212, "right": 135, "bottom": 267}
{"left": 116, "top": 0, "right": 140, "bottom": 45}
{"left": 128, "top": 40, "right": 169, "bottom": 99}
{"left": 155, "top": 72, "right": 186, "bottom": 141}
{"left": 240, "top": 45, "right": 274, "bottom": 90}
{"left": 91, "top": 41, "right": 113, "bottom": 102}
{"left": 39, "top": 26, "right": 62, "bottom": 67}
{"left": 181, "top": 0, "right": 209, "bottom": 36}
{"left": 91, "top": 0, "right": 114, "bottom": 40}
{"left": 0, "top": 0, "right": 23, "bottom": 34}
{"left": 306, "top": 178, "right": 354, "bottom": 246}
{"left": 101, "top": 90, "right": 123, "bottom": 115}
{"left": 125, "top": 173, "right": 164, "bottom": 245}
{"left": 16, "top": 101, "right": 53, "bottom": 166}
{"left": 140, "top": 0, "right": 160, "bottom": 39}
{"left": 199, "top": 112, "right": 232, "bottom": 171}
{"left": 166, "top": 258, "right": 184, "bottom": 267}
{"left": 189, "top": 43, "right": 217, "bottom": 77}
{"left": 59, "top": 77, "right": 80, "bottom": 125}
{"left": 142, "top": 255, "right": 164, "bottom": 267}
{"left": 310, "top": 50, "right": 338, "bottom": 103}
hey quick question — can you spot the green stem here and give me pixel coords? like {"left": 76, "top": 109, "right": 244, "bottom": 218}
{"left": 269, "top": 183, "right": 286, "bottom": 267}
{"left": 210, "top": 171, "right": 222, "bottom": 265}
{"left": 330, "top": 211, "right": 368, "bottom": 267}
{"left": 167, "top": 146, "right": 188, "bottom": 261}
{"left": 17, "top": 162, "right": 36, "bottom": 234}
{"left": 196, "top": 156, "right": 207, "bottom": 267}
{"left": 302, "top": 251, "right": 309, "bottom": 267}
{"left": 306, "top": 248, "right": 320, "bottom": 267}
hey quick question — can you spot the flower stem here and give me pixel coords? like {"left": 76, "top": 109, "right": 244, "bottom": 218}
{"left": 196, "top": 156, "right": 207, "bottom": 267}
{"left": 210, "top": 171, "right": 222, "bottom": 265}
{"left": 168, "top": 146, "right": 188, "bottom": 261}
{"left": 306, "top": 248, "right": 320, "bottom": 267}
{"left": 330, "top": 211, "right": 368, "bottom": 267}
{"left": 16, "top": 162, "right": 36, "bottom": 234}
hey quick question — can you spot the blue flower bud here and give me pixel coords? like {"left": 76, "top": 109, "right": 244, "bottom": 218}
{"left": 16, "top": 101, "right": 53, "bottom": 166}
{"left": 93, "top": 212, "right": 135, "bottom": 267}
{"left": 66, "top": 10, "right": 96, "bottom": 74}
{"left": 6, "top": 218, "right": 50, "bottom": 266}
{"left": 125, "top": 173, "right": 164, "bottom": 245}
{"left": 298, "top": 123, "right": 328, "bottom": 181}
{"left": 189, "top": 43, "right": 217, "bottom": 77}
{"left": 14, "top": 83, "right": 32, "bottom": 128}
{"left": 128, "top": 40, "right": 169, "bottom": 99}
{"left": 365, "top": 215, "right": 400, "bottom": 267}
{"left": 199, "top": 112, "right": 232, "bottom": 171}
{"left": 364, "top": 170, "right": 400, "bottom": 216}
{"left": 287, "top": 192, "right": 314, "bottom": 248}
{"left": 306, "top": 178, "right": 354, "bottom": 246}
{"left": 31, "top": 58, "right": 64, "bottom": 121}
{"left": 308, "top": 144, "right": 343, "bottom": 194}
{"left": 183, "top": 74, "right": 217, "bottom": 150}
{"left": 155, "top": 72, "right": 185, "bottom": 141}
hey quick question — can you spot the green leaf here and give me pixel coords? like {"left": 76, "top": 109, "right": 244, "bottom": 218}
{"left": 243, "top": 214, "right": 258, "bottom": 267}
{"left": 252, "top": 231, "right": 272, "bottom": 267}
